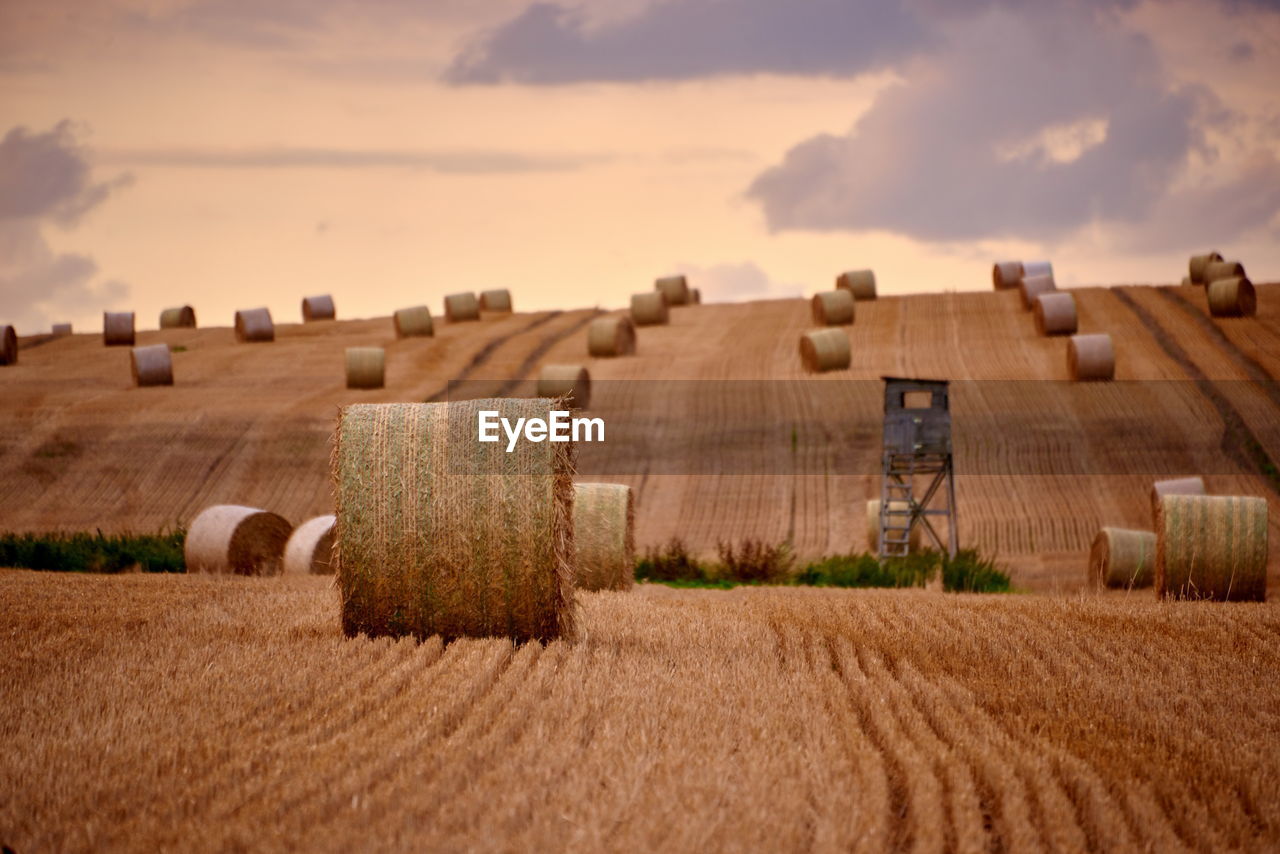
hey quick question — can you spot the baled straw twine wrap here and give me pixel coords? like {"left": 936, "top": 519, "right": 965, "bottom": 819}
{"left": 1, "top": 325, "right": 16, "bottom": 366}
{"left": 811, "top": 290, "right": 856, "bottom": 326}
{"left": 1089, "top": 527, "right": 1156, "bottom": 589}
{"left": 537, "top": 364, "right": 591, "bottom": 409}
{"left": 159, "top": 305, "right": 196, "bottom": 329}
{"left": 1019, "top": 274, "right": 1056, "bottom": 311}
{"left": 1207, "top": 277, "right": 1256, "bottom": 318}
{"left": 836, "top": 269, "right": 877, "bottom": 300}
{"left": 1203, "top": 260, "right": 1246, "bottom": 284}
{"left": 587, "top": 316, "right": 636, "bottom": 357}
{"left": 235, "top": 307, "right": 275, "bottom": 342}
{"left": 51, "top": 323, "right": 72, "bottom": 336}
{"left": 184, "top": 504, "right": 293, "bottom": 575}
{"left": 992, "top": 261, "right": 1024, "bottom": 291}
{"left": 333, "top": 399, "right": 577, "bottom": 643}
{"left": 1033, "top": 292, "right": 1078, "bottom": 336}
{"left": 1188, "top": 251, "right": 1222, "bottom": 285}
{"left": 444, "top": 292, "right": 481, "bottom": 322}
{"left": 572, "top": 483, "right": 634, "bottom": 591}
{"left": 479, "top": 289, "right": 513, "bottom": 312}
{"left": 130, "top": 344, "right": 173, "bottom": 387}
{"left": 346, "top": 347, "right": 385, "bottom": 389}
{"left": 630, "top": 292, "right": 669, "bottom": 326}
{"left": 103, "top": 312, "right": 136, "bottom": 347}
{"left": 1156, "top": 494, "right": 1268, "bottom": 601}
{"left": 284, "top": 515, "right": 336, "bottom": 575}
{"left": 655, "top": 275, "right": 690, "bottom": 306}
{"left": 1068, "top": 333, "right": 1115, "bottom": 381}
{"left": 1023, "top": 260, "right": 1053, "bottom": 279}
{"left": 799, "top": 328, "right": 851, "bottom": 373}
{"left": 866, "top": 499, "right": 922, "bottom": 552}
{"left": 302, "top": 295, "right": 336, "bottom": 321}
{"left": 393, "top": 305, "right": 434, "bottom": 338}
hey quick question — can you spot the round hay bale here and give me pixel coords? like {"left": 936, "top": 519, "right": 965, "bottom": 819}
{"left": 992, "top": 261, "right": 1024, "bottom": 291}
{"left": 334, "top": 399, "right": 577, "bottom": 642}
{"left": 799, "top": 329, "right": 851, "bottom": 373}
{"left": 234, "top": 307, "right": 275, "bottom": 342}
{"left": 1089, "top": 527, "right": 1156, "bottom": 589}
{"left": 393, "top": 305, "right": 434, "bottom": 338}
{"left": 479, "top": 289, "right": 513, "bottom": 312}
{"left": 1188, "top": 251, "right": 1223, "bottom": 285}
{"left": 103, "top": 312, "right": 136, "bottom": 347}
{"left": 1151, "top": 477, "right": 1206, "bottom": 519}
{"left": 655, "top": 275, "right": 690, "bottom": 306}
{"left": 1207, "top": 276, "right": 1256, "bottom": 318}
{"left": 283, "top": 515, "right": 336, "bottom": 575}
{"left": 866, "top": 499, "right": 922, "bottom": 552}
{"left": 537, "top": 364, "right": 591, "bottom": 409}
{"left": 159, "top": 305, "right": 196, "bottom": 329}
{"left": 444, "top": 292, "right": 480, "bottom": 323}
{"left": 587, "top": 316, "right": 636, "bottom": 357}
{"left": 130, "top": 344, "right": 174, "bottom": 387}
{"left": 1203, "top": 260, "right": 1245, "bottom": 284}
{"left": 184, "top": 504, "right": 293, "bottom": 575}
{"left": 1, "top": 325, "right": 16, "bottom": 366}
{"left": 302, "top": 294, "right": 336, "bottom": 321}
{"left": 1068, "top": 333, "right": 1114, "bottom": 381}
{"left": 836, "top": 269, "right": 877, "bottom": 300}
{"left": 346, "top": 347, "right": 385, "bottom": 389}
{"left": 630, "top": 292, "right": 669, "bottom": 326}
{"left": 691, "top": 289, "right": 702, "bottom": 304}
{"left": 573, "top": 483, "right": 634, "bottom": 591}
{"left": 811, "top": 290, "right": 856, "bottom": 326}
{"left": 1180, "top": 276, "right": 1192, "bottom": 287}
{"left": 1156, "top": 494, "right": 1268, "bottom": 601}
{"left": 1033, "top": 292, "right": 1078, "bottom": 336}
{"left": 1018, "top": 274, "right": 1056, "bottom": 311}
{"left": 51, "top": 323, "right": 72, "bottom": 336}
{"left": 1023, "top": 260, "right": 1053, "bottom": 279}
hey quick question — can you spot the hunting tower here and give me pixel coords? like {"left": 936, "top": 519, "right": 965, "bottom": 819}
{"left": 879, "top": 377, "right": 958, "bottom": 558}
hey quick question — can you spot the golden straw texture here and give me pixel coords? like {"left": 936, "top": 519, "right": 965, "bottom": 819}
{"left": 479, "top": 289, "right": 513, "bottom": 312}
{"left": 1089, "top": 527, "right": 1156, "bottom": 589}
{"left": 587, "top": 316, "right": 636, "bottom": 357}
{"left": 234, "top": 308, "right": 275, "bottom": 342}
{"left": 799, "top": 329, "right": 851, "bottom": 373}
{"left": 1203, "top": 260, "right": 1246, "bottom": 284}
{"left": 130, "top": 344, "right": 174, "bottom": 387}
{"left": 302, "top": 295, "right": 336, "bottom": 321}
{"left": 1033, "top": 292, "right": 1077, "bottom": 336}
{"left": 655, "top": 275, "right": 690, "bottom": 306}
{"left": 1188, "top": 251, "right": 1222, "bottom": 285}
{"left": 345, "top": 347, "right": 385, "bottom": 389}
{"left": 992, "top": 261, "right": 1024, "bottom": 290}
{"left": 393, "top": 306, "right": 434, "bottom": 338}
{"left": 811, "top": 290, "right": 856, "bottom": 326}
{"left": 572, "top": 482, "right": 634, "bottom": 591}
{"left": 836, "top": 269, "right": 877, "bottom": 300}
{"left": 1018, "top": 274, "right": 1056, "bottom": 311}
{"left": 103, "top": 312, "right": 135, "bottom": 347}
{"left": 0, "top": 325, "right": 16, "bottom": 366}
{"left": 159, "top": 305, "right": 196, "bottom": 329}
{"left": 537, "top": 365, "right": 591, "bottom": 409}
{"left": 184, "top": 504, "right": 293, "bottom": 575}
{"left": 1068, "top": 334, "right": 1115, "bottom": 381}
{"left": 630, "top": 292, "right": 668, "bottom": 326}
{"left": 1156, "top": 495, "right": 1268, "bottom": 601}
{"left": 444, "top": 292, "right": 480, "bottom": 323}
{"left": 1207, "top": 277, "right": 1256, "bottom": 318}
{"left": 283, "top": 515, "right": 336, "bottom": 575}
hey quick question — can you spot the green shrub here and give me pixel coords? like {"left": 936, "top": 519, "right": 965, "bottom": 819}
{"left": 716, "top": 539, "right": 795, "bottom": 584}
{"left": 635, "top": 538, "right": 712, "bottom": 582}
{"left": 0, "top": 530, "right": 186, "bottom": 573}
{"left": 795, "top": 552, "right": 932, "bottom": 588}
{"left": 941, "top": 548, "right": 1011, "bottom": 593}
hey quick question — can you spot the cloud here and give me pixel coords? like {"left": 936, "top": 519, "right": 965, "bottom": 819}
{"left": 94, "top": 145, "right": 607, "bottom": 173}
{"left": 1, "top": 121, "right": 133, "bottom": 226}
{"left": 675, "top": 261, "right": 801, "bottom": 302}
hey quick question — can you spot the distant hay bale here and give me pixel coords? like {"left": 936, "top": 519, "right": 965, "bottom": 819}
{"left": 1033, "top": 292, "right": 1078, "bottom": 336}
{"left": 444, "top": 292, "right": 480, "bottom": 322}
{"left": 655, "top": 275, "right": 690, "bottom": 306}
{"left": 130, "top": 344, "right": 174, "bottom": 387}
{"left": 334, "top": 399, "right": 576, "bottom": 642}
{"left": 691, "top": 289, "right": 702, "bottom": 304}
{"left": 587, "top": 316, "right": 636, "bottom": 357}
{"left": 630, "top": 292, "right": 669, "bottom": 326}
{"left": 1068, "top": 333, "right": 1115, "bottom": 381}
{"left": 1, "top": 325, "right": 16, "bottom": 366}
{"left": 103, "top": 312, "right": 136, "bottom": 347}
{"left": 1188, "top": 251, "right": 1223, "bottom": 285}
{"left": 866, "top": 499, "right": 922, "bottom": 552}
{"left": 302, "top": 294, "right": 336, "bottom": 321}
{"left": 1207, "top": 276, "right": 1256, "bottom": 318}
{"left": 51, "top": 323, "right": 72, "bottom": 336}
{"left": 346, "top": 347, "right": 385, "bottom": 389}
{"left": 1156, "top": 494, "right": 1268, "bottom": 601}
{"left": 234, "top": 307, "right": 275, "bottom": 342}
{"left": 799, "top": 328, "right": 851, "bottom": 373}
{"left": 836, "top": 269, "right": 877, "bottom": 300}
{"left": 1023, "top": 260, "right": 1053, "bottom": 279}
{"left": 1203, "top": 260, "right": 1245, "bottom": 284}
{"left": 479, "top": 289, "right": 513, "bottom": 312}
{"left": 537, "top": 364, "right": 591, "bottom": 408}
{"left": 1180, "top": 276, "right": 1192, "bottom": 287}
{"left": 159, "top": 305, "right": 196, "bottom": 329}
{"left": 992, "top": 261, "right": 1024, "bottom": 290}
{"left": 284, "top": 515, "right": 336, "bottom": 575}
{"left": 1152, "top": 476, "right": 1206, "bottom": 503}
{"left": 1089, "top": 527, "right": 1156, "bottom": 589}
{"left": 184, "top": 504, "right": 293, "bottom": 575}
{"left": 1019, "top": 274, "right": 1056, "bottom": 311}
{"left": 393, "top": 305, "right": 434, "bottom": 338}
{"left": 811, "top": 290, "right": 856, "bottom": 326}
{"left": 573, "top": 483, "right": 634, "bottom": 591}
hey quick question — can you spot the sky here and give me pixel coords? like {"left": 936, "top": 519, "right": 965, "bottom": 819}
{"left": 2, "top": 0, "right": 1279, "bottom": 332}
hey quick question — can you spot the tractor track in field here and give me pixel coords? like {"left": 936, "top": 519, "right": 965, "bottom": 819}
{"left": 491, "top": 308, "right": 605, "bottom": 398}
{"left": 423, "top": 311, "right": 564, "bottom": 403}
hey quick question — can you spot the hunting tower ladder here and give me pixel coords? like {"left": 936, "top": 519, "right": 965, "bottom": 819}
{"left": 879, "top": 377, "right": 958, "bottom": 558}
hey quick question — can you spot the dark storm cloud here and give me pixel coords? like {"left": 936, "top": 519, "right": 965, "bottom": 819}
{"left": 0, "top": 121, "right": 132, "bottom": 226}
{"left": 95, "top": 146, "right": 606, "bottom": 173}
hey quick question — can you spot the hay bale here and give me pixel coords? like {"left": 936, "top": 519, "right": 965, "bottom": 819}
{"left": 51, "top": 323, "right": 72, "bottom": 336}
{"left": 1156, "top": 494, "right": 1268, "bottom": 601}
{"left": 691, "top": 289, "right": 702, "bottom": 304}
{"left": 1207, "top": 276, "right": 1256, "bottom": 318}
{"left": 1068, "top": 333, "right": 1115, "bottom": 381}
{"left": 811, "top": 290, "right": 856, "bottom": 326}
{"left": 130, "top": 344, "right": 174, "bottom": 387}
{"left": 836, "top": 269, "right": 877, "bottom": 300}
{"left": 799, "top": 329, "right": 851, "bottom": 373}
{"left": 587, "top": 316, "right": 636, "bottom": 357}
{"left": 235, "top": 307, "right": 275, "bottom": 342}
{"left": 1033, "top": 292, "right": 1078, "bottom": 336}
{"left": 333, "top": 399, "right": 576, "bottom": 642}
{"left": 630, "top": 292, "right": 669, "bottom": 326}
{"left": 1203, "top": 260, "right": 1246, "bottom": 284}
{"left": 573, "top": 483, "right": 634, "bottom": 591}
{"left": 1, "top": 325, "right": 16, "bottom": 366}
{"left": 184, "top": 504, "right": 293, "bottom": 575}
{"left": 103, "top": 312, "right": 136, "bottom": 347}
{"left": 866, "top": 499, "right": 922, "bottom": 552}
{"left": 1180, "top": 276, "right": 1192, "bottom": 287}
{"left": 992, "top": 261, "right": 1024, "bottom": 291}
{"left": 346, "top": 347, "right": 385, "bottom": 389}
{"left": 655, "top": 275, "right": 690, "bottom": 306}
{"left": 1151, "top": 477, "right": 1206, "bottom": 515}
{"left": 537, "top": 364, "right": 591, "bottom": 408}
{"left": 444, "top": 292, "right": 480, "bottom": 322}
{"left": 393, "top": 305, "right": 434, "bottom": 338}
{"left": 1023, "top": 260, "right": 1053, "bottom": 279}
{"left": 1188, "top": 251, "right": 1223, "bottom": 285}
{"left": 302, "top": 295, "right": 336, "bottom": 321}
{"left": 1019, "top": 274, "right": 1056, "bottom": 311}
{"left": 159, "top": 305, "right": 196, "bottom": 329}
{"left": 479, "top": 289, "right": 513, "bottom": 312}
{"left": 284, "top": 515, "right": 336, "bottom": 575}
{"left": 1089, "top": 527, "right": 1157, "bottom": 589}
